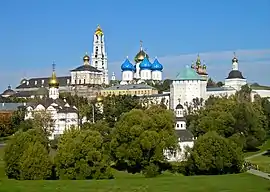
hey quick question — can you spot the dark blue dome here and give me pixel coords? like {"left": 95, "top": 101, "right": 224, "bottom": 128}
{"left": 121, "top": 58, "right": 134, "bottom": 71}
{"left": 151, "top": 58, "right": 163, "bottom": 71}
{"left": 139, "top": 57, "right": 152, "bottom": 70}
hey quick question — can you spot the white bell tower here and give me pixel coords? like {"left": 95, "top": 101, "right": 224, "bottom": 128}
{"left": 91, "top": 25, "right": 109, "bottom": 85}
{"left": 48, "top": 62, "right": 59, "bottom": 100}
{"left": 175, "top": 99, "right": 186, "bottom": 130}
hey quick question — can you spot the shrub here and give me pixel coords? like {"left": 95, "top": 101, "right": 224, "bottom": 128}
{"left": 19, "top": 141, "right": 52, "bottom": 180}
{"left": 55, "top": 128, "right": 113, "bottom": 180}
{"left": 142, "top": 163, "right": 160, "bottom": 178}
{"left": 185, "top": 131, "right": 244, "bottom": 175}
{"left": 4, "top": 129, "right": 49, "bottom": 179}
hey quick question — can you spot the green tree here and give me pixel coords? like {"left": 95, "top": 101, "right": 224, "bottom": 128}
{"left": 17, "top": 119, "right": 33, "bottom": 132}
{"left": 4, "top": 129, "right": 49, "bottom": 179}
{"left": 102, "top": 95, "right": 142, "bottom": 127}
{"left": 146, "top": 79, "right": 172, "bottom": 93}
{"left": 254, "top": 95, "right": 270, "bottom": 137}
{"left": 0, "top": 117, "right": 12, "bottom": 137}
{"left": 188, "top": 95, "right": 267, "bottom": 150}
{"left": 55, "top": 128, "right": 113, "bottom": 180}
{"left": 216, "top": 81, "right": 224, "bottom": 87}
{"left": 110, "top": 106, "right": 177, "bottom": 176}
{"left": 32, "top": 110, "right": 55, "bottom": 137}
{"left": 207, "top": 78, "right": 216, "bottom": 87}
{"left": 59, "top": 93, "right": 91, "bottom": 122}
{"left": 82, "top": 120, "right": 112, "bottom": 153}
{"left": 185, "top": 132, "right": 244, "bottom": 175}
{"left": 235, "top": 84, "right": 252, "bottom": 102}
{"left": 10, "top": 108, "right": 26, "bottom": 129}
{"left": 19, "top": 141, "right": 52, "bottom": 180}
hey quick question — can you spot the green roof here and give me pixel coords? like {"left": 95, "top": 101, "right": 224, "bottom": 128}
{"left": 176, "top": 66, "right": 203, "bottom": 80}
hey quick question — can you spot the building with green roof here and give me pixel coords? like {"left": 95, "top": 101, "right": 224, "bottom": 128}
{"left": 170, "top": 65, "right": 207, "bottom": 110}
{"left": 175, "top": 65, "right": 205, "bottom": 81}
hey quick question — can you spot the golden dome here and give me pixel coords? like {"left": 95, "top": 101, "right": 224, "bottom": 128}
{"left": 137, "top": 51, "right": 146, "bottom": 61}
{"left": 83, "top": 52, "right": 90, "bottom": 64}
{"left": 96, "top": 95, "right": 103, "bottom": 103}
{"left": 95, "top": 25, "right": 103, "bottom": 36}
{"left": 134, "top": 40, "right": 149, "bottom": 63}
{"left": 49, "top": 64, "right": 59, "bottom": 88}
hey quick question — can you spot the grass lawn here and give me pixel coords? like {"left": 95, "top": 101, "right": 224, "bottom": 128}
{"left": 1, "top": 147, "right": 270, "bottom": 192}
{"left": 245, "top": 139, "right": 270, "bottom": 157}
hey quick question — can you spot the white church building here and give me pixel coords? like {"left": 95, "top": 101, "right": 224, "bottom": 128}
{"left": 24, "top": 64, "right": 82, "bottom": 140}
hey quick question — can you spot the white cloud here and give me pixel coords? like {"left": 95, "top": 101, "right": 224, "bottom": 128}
{"left": 1, "top": 49, "right": 270, "bottom": 92}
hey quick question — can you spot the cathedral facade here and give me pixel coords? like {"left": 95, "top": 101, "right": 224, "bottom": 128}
{"left": 119, "top": 41, "right": 163, "bottom": 85}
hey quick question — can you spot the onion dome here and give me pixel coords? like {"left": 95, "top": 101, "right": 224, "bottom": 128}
{"left": 195, "top": 54, "right": 201, "bottom": 66}
{"left": 226, "top": 70, "right": 245, "bottom": 79}
{"left": 121, "top": 57, "right": 135, "bottom": 71}
{"left": 134, "top": 41, "right": 149, "bottom": 63}
{"left": 95, "top": 24, "right": 103, "bottom": 36}
{"left": 203, "top": 64, "right": 207, "bottom": 69}
{"left": 20, "top": 78, "right": 27, "bottom": 85}
{"left": 151, "top": 58, "right": 163, "bottom": 71}
{"left": 83, "top": 53, "right": 90, "bottom": 64}
{"left": 139, "top": 57, "right": 152, "bottom": 70}
{"left": 49, "top": 63, "right": 59, "bottom": 88}
{"left": 232, "top": 52, "right": 238, "bottom": 63}
{"left": 2, "top": 85, "right": 16, "bottom": 97}
{"left": 175, "top": 103, "right": 184, "bottom": 109}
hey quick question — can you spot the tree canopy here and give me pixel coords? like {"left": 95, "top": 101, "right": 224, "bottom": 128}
{"left": 55, "top": 128, "right": 113, "bottom": 180}
{"left": 185, "top": 131, "right": 244, "bottom": 175}
{"left": 110, "top": 105, "right": 177, "bottom": 176}
{"left": 188, "top": 85, "right": 268, "bottom": 150}
{"left": 4, "top": 129, "right": 50, "bottom": 179}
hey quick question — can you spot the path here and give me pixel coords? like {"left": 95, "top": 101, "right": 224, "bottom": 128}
{"left": 245, "top": 150, "right": 270, "bottom": 180}
{"left": 245, "top": 151, "right": 268, "bottom": 160}
{"left": 247, "top": 169, "right": 270, "bottom": 180}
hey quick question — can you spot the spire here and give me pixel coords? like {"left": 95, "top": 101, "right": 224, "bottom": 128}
{"left": 196, "top": 53, "right": 201, "bottom": 66}
{"left": 49, "top": 61, "right": 59, "bottom": 88}
{"left": 232, "top": 52, "right": 239, "bottom": 70}
{"left": 140, "top": 40, "right": 143, "bottom": 51}
{"left": 83, "top": 52, "right": 90, "bottom": 65}
{"left": 202, "top": 60, "right": 207, "bottom": 69}
{"left": 95, "top": 24, "right": 103, "bottom": 35}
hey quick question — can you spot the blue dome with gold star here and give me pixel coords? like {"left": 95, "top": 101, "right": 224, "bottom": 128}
{"left": 121, "top": 58, "right": 134, "bottom": 71}
{"left": 151, "top": 58, "right": 163, "bottom": 71}
{"left": 139, "top": 57, "right": 152, "bottom": 70}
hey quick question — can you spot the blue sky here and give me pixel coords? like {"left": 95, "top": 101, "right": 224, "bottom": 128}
{"left": 0, "top": 0, "right": 269, "bottom": 91}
